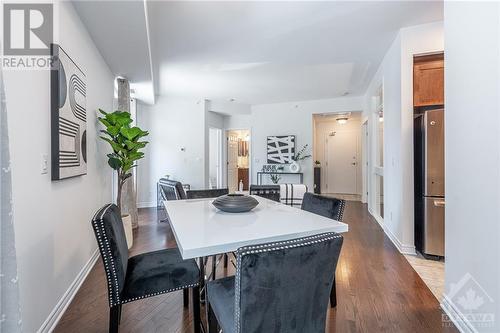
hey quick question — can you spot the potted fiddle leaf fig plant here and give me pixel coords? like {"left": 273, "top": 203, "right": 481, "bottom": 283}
{"left": 98, "top": 109, "right": 149, "bottom": 248}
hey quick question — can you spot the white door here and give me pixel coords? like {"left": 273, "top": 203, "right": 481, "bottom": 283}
{"left": 227, "top": 134, "right": 239, "bottom": 193}
{"left": 326, "top": 131, "right": 358, "bottom": 194}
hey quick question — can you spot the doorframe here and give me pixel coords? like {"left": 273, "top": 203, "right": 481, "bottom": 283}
{"left": 208, "top": 127, "right": 223, "bottom": 188}
{"left": 224, "top": 128, "right": 252, "bottom": 190}
{"left": 361, "top": 120, "right": 368, "bottom": 203}
{"left": 368, "top": 82, "right": 384, "bottom": 226}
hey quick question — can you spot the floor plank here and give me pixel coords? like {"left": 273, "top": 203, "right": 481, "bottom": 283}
{"left": 55, "top": 202, "right": 457, "bottom": 333}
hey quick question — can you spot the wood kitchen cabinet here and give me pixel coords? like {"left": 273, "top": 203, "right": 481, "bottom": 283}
{"left": 413, "top": 53, "right": 444, "bottom": 107}
{"left": 238, "top": 168, "right": 249, "bottom": 190}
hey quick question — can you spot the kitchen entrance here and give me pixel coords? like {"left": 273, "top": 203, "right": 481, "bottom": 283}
{"left": 226, "top": 129, "right": 250, "bottom": 193}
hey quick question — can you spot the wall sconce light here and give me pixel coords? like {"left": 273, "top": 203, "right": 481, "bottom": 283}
{"left": 336, "top": 117, "right": 348, "bottom": 125}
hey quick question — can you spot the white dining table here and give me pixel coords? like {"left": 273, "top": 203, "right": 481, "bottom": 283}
{"left": 163, "top": 195, "right": 349, "bottom": 260}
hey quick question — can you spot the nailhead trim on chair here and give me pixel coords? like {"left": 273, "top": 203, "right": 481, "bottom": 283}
{"left": 234, "top": 232, "right": 342, "bottom": 333}
{"left": 92, "top": 204, "right": 121, "bottom": 307}
{"left": 121, "top": 283, "right": 199, "bottom": 304}
{"left": 337, "top": 199, "right": 346, "bottom": 222}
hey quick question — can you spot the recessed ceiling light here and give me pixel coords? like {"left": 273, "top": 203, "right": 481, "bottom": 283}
{"left": 342, "top": 91, "right": 349, "bottom": 96}
{"left": 229, "top": 98, "right": 236, "bottom": 102}
{"left": 336, "top": 117, "right": 348, "bottom": 125}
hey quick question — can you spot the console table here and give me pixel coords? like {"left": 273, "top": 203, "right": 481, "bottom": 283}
{"left": 257, "top": 171, "right": 304, "bottom": 185}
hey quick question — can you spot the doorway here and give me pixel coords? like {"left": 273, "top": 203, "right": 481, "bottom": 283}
{"left": 326, "top": 130, "right": 357, "bottom": 194}
{"left": 209, "top": 127, "right": 222, "bottom": 189}
{"left": 313, "top": 112, "right": 362, "bottom": 200}
{"left": 226, "top": 129, "right": 250, "bottom": 193}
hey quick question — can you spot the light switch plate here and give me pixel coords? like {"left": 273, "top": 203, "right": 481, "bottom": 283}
{"left": 41, "top": 154, "right": 48, "bottom": 174}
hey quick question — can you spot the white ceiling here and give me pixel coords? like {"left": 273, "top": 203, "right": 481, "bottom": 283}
{"left": 74, "top": 1, "right": 443, "bottom": 105}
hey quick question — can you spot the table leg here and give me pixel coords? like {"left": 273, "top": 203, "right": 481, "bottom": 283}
{"left": 198, "top": 257, "right": 206, "bottom": 302}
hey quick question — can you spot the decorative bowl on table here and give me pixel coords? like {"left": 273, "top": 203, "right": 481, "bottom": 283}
{"left": 212, "top": 194, "right": 259, "bottom": 213}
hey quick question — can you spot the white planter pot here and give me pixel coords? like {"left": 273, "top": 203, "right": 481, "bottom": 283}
{"left": 121, "top": 214, "right": 133, "bottom": 249}
{"left": 289, "top": 161, "right": 300, "bottom": 173}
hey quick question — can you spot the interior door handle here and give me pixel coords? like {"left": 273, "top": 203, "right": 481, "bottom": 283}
{"left": 433, "top": 199, "right": 445, "bottom": 207}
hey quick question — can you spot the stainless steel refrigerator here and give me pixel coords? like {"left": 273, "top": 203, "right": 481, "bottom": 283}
{"left": 414, "top": 108, "right": 445, "bottom": 259}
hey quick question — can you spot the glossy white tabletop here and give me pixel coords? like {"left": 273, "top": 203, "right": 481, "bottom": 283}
{"left": 164, "top": 195, "right": 348, "bottom": 259}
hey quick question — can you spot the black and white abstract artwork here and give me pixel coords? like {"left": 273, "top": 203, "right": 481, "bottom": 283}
{"left": 51, "top": 44, "right": 87, "bottom": 180}
{"left": 267, "top": 135, "right": 295, "bottom": 164}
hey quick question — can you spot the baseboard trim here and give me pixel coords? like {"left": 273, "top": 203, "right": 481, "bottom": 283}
{"left": 137, "top": 201, "right": 156, "bottom": 208}
{"left": 37, "top": 249, "right": 99, "bottom": 333}
{"left": 369, "top": 207, "right": 384, "bottom": 230}
{"left": 441, "top": 295, "right": 477, "bottom": 333}
{"left": 368, "top": 208, "right": 416, "bottom": 255}
{"left": 384, "top": 225, "right": 416, "bottom": 255}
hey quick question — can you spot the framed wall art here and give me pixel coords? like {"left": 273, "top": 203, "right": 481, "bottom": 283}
{"left": 267, "top": 135, "right": 295, "bottom": 164}
{"left": 51, "top": 44, "right": 87, "bottom": 180}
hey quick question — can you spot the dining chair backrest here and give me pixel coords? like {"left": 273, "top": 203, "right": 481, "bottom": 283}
{"left": 301, "top": 192, "right": 346, "bottom": 221}
{"left": 159, "top": 178, "right": 187, "bottom": 200}
{"left": 249, "top": 185, "right": 280, "bottom": 202}
{"left": 91, "top": 204, "right": 129, "bottom": 307}
{"left": 234, "top": 232, "right": 343, "bottom": 333}
{"left": 186, "top": 188, "right": 229, "bottom": 199}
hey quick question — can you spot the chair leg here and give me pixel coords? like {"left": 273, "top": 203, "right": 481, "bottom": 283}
{"left": 211, "top": 255, "right": 217, "bottom": 280}
{"left": 207, "top": 301, "right": 219, "bottom": 333}
{"left": 183, "top": 288, "right": 189, "bottom": 308}
{"left": 192, "top": 286, "right": 201, "bottom": 333}
{"left": 118, "top": 304, "right": 122, "bottom": 325}
{"left": 109, "top": 305, "right": 120, "bottom": 333}
{"left": 223, "top": 253, "right": 228, "bottom": 268}
{"left": 330, "top": 277, "right": 337, "bottom": 308}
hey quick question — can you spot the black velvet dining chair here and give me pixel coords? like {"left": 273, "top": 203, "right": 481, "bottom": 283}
{"left": 158, "top": 178, "right": 187, "bottom": 202}
{"left": 206, "top": 232, "right": 343, "bottom": 333}
{"left": 249, "top": 184, "right": 280, "bottom": 202}
{"left": 301, "top": 192, "right": 346, "bottom": 222}
{"left": 301, "top": 192, "right": 346, "bottom": 307}
{"left": 91, "top": 204, "right": 201, "bottom": 333}
{"left": 186, "top": 188, "right": 228, "bottom": 199}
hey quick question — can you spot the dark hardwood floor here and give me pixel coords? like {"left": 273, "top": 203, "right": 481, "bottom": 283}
{"left": 55, "top": 202, "right": 457, "bottom": 333}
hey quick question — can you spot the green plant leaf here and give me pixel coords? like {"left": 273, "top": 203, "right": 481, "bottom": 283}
{"left": 98, "top": 117, "right": 112, "bottom": 128}
{"left": 100, "top": 136, "right": 125, "bottom": 153}
{"left": 116, "top": 115, "right": 133, "bottom": 127}
{"left": 107, "top": 157, "right": 122, "bottom": 170}
{"left": 124, "top": 140, "right": 138, "bottom": 150}
{"left": 120, "top": 127, "right": 143, "bottom": 140}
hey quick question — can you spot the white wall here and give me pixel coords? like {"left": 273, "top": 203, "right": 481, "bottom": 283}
{"left": 137, "top": 95, "right": 206, "bottom": 206}
{"left": 227, "top": 97, "right": 364, "bottom": 189}
{"left": 443, "top": 3, "right": 500, "bottom": 332}
{"left": 3, "top": 2, "right": 114, "bottom": 331}
{"left": 363, "top": 21, "right": 443, "bottom": 254}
